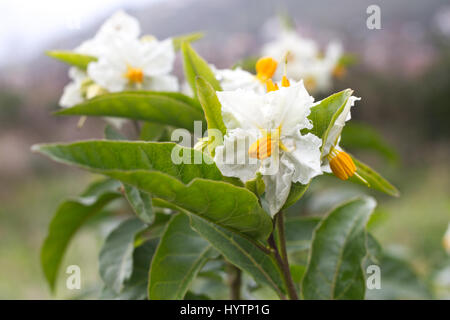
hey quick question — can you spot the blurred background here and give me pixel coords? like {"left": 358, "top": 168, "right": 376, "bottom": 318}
{"left": 0, "top": 0, "right": 449, "bottom": 299}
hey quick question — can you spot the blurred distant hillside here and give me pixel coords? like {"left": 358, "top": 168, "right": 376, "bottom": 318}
{"left": 0, "top": 0, "right": 449, "bottom": 182}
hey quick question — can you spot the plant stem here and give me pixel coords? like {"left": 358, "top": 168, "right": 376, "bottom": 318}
{"left": 226, "top": 263, "right": 241, "bottom": 300}
{"left": 269, "top": 212, "right": 298, "bottom": 300}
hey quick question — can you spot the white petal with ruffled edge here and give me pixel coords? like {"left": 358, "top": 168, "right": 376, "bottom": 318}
{"left": 214, "top": 128, "right": 259, "bottom": 182}
{"left": 265, "top": 82, "right": 314, "bottom": 135}
{"left": 213, "top": 66, "right": 265, "bottom": 94}
{"left": 216, "top": 89, "right": 267, "bottom": 130}
{"left": 263, "top": 156, "right": 295, "bottom": 216}
{"left": 284, "top": 132, "right": 323, "bottom": 184}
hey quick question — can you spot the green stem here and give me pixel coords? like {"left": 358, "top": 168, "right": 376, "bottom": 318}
{"left": 226, "top": 263, "right": 242, "bottom": 300}
{"left": 269, "top": 212, "right": 298, "bottom": 300}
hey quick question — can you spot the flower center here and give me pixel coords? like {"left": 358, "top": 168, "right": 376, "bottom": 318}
{"left": 255, "top": 57, "right": 278, "bottom": 83}
{"left": 327, "top": 148, "right": 356, "bottom": 180}
{"left": 248, "top": 127, "right": 288, "bottom": 160}
{"left": 124, "top": 66, "right": 144, "bottom": 83}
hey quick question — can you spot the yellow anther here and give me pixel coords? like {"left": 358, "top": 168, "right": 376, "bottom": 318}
{"left": 249, "top": 135, "right": 274, "bottom": 160}
{"left": 281, "top": 75, "right": 290, "bottom": 87}
{"left": 266, "top": 79, "right": 279, "bottom": 92}
{"left": 124, "top": 66, "right": 144, "bottom": 83}
{"left": 248, "top": 127, "right": 287, "bottom": 160}
{"left": 328, "top": 148, "right": 356, "bottom": 180}
{"left": 256, "top": 57, "right": 278, "bottom": 83}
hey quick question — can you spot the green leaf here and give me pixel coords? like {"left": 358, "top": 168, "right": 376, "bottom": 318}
{"left": 101, "top": 238, "right": 159, "bottom": 300}
{"left": 46, "top": 50, "right": 97, "bottom": 70}
{"left": 118, "top": 239, "right": 159, "bottom": 299}
{"left": 306, "top": 89, "right": 353, "bottom": 144}
{"left": 123, "top": 184, "right": 154, "bottom": 224}
{"left": 99, "top": 218, "right": 147, "bottom": 293}
{"left": 290, "top": 265, "right": 306, "bottom": 284}
{"left": 245, "top": 172, "right": 265, "bottom": 197}
{"left": 149, "top": 213, "right": 215, "bottom": 299}
{"left": 282, "top": 182, "right": 309, "bottom": 210}
{"left": 33, "top": 141, "right": 272, "bottom": 239}
{"left": 54, "top": 91, "right": 204, "bottom": 132}
{"left": 301, "top": 197, "right": 377, "bottom": 300}
{"left": 139, "top": 122, "right": 167, "bottom": 141}
{"left": 172, "top": 32, "right": 204, "bottom": 51}
{"left": 182, "top": 42, "right": 222, "bottom": 98}
{"left": 196, "top": 76, "right": 227, "bottom": 136}
{"left": 306, "top": 89, "right": 352, "bottom": 155}
{"left": 103, "top": 124, "right": 156, "bottom": 224}
{"left": 350, "top": 156, "right": 400, "bottom": 197}
{"left": 41, "top": 179, "right": 121, "bottom": 291}
{"left": 341, "top": 122, "right": 398, "bottom": 164}
{"left": 190, "top": 215, "right": 287, "bottom": 298}
{"left": 365, "top": 252, "right": 431, "bottom": 300}
{"left": 285, "top": 216, "right": 321, "bottom": 253}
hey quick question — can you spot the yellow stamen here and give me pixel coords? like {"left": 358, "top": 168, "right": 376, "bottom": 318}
{"left": 281, "top": 52, "right": 291, "bottom": 87}
{"left": 327, "top": 148, "right": 356, "bottom": 180}
{"left": 266, "top": 79, "right": 279, "bottom": 92}
{"left": 249, "top": 135, "right": 273, "bottom": 160}
{"left": 124, "top": 66, "right": 144, "bottom": 84}
{"left": 281, "top": 75, "right": 290, "bottom": 87}
{"left": 255, "top": 57, "right": 278, "bottom": 83}
{"left": 248, "top": 127, "right": 288, "bottom": 160}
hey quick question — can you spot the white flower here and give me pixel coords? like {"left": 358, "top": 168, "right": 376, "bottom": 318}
{"left": 59, "top": 67, "right": 87, "bottom": 108}
{"left": 214, "top": 82, "right": 322, "bottom": 216}
{"left": 75, "top": 10, "right": 140, "bottom": 57}
{"left": 59, "top": 68, "right": 126, "bottom": 129}
{"left": 262, "top": 31, "right": 343, "bottom": 93}
{"left": 212, "top": 57, "right": 279, "bottom": 95}
{"left": 87, "top": 37, "right": 178, "bottom": 92}
{"left": 213, "top": 66, "right": 266, "bottom": 94}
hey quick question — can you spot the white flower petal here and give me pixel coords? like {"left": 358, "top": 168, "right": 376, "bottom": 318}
{"left": 213, "top": 66, "right": 265, "bottom": 94}
{"left": 263, "top": 157, "right": 295, "bottom": 216}
{"left": 88, "top": 56, "right": 128, "bottom": 92}
{"left": 59, "top": 81, "right": 83, "bottom": 108}
{"left": 143, "top": 75, "right": 179, "bottom": 92}
{"left": 141, "top": 38, "right": 175, "bottom": 76}
{"left": 217, "top": 89, "right": 267, "bottom": 130}
{"left": 284, "top": 132, "right": 323, "bottom": 184}
{"left": 265, "top": 81, "right": 314, "bottom": 135}
{"left": 96, "top": 10, "right": 140, "bottom": 41}
{"left": 213, "top": 129, "right": 259, "bottom": 182}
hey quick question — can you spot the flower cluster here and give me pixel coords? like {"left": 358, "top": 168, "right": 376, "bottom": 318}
{"left": 56, "top": 11, "right": 362, "bottom": 216}
{"left": 211, "top": 56, "right": 360, "bottom": 215}
{"left": 262, "top": 30, "right": 344, "bottom": 93}
{"left": 60, "top": 11, "right": 178, "bottom": 127}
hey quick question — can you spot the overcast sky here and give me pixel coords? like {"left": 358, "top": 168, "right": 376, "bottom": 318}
{"left": 0, "top": 0, "right": 162, "bottom": 65}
